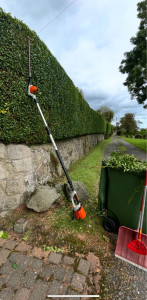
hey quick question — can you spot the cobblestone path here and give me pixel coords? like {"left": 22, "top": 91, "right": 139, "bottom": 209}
{"left": 0, "top": 238, "right": 101, "bottom": 300}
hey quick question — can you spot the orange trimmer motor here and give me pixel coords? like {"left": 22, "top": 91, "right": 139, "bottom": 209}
{"left": 29, "top": 85, "right": 37, "bottom": 94}
{"left": 74, "top": 205, "right": 86, "bottom": 220}
{"left": 71, "top": 191, "right": 86, "bottom": 220}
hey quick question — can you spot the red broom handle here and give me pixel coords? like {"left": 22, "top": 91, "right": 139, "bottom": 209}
{"left": 139, "top": 170, "right": 147, "bottom": 230}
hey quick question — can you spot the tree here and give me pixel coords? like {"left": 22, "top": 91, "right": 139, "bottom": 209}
{"left": 119, "top": 1, "right": 146, "bottom": 108}
{"left": 120, "top": 113, "right": 138, "bottom": 135}
{"left": 96, "top": 105, "right": 114, "bottom": 123}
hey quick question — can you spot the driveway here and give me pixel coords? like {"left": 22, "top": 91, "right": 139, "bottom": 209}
{"left": 104, "top": 135, "right": 146, "bottom": 161}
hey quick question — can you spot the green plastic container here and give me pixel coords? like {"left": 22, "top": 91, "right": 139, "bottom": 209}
{"left": 98, "top": 163, "right": 147, "bottom": 234}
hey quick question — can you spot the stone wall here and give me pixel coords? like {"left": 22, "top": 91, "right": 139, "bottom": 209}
{"left": 0, "top": 134, "right": 104, "bottom": 216}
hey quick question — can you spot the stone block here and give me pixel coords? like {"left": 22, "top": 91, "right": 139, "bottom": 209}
{"left": 15, "top": 242, "right": 32, "bottom": 253}
{"left": 0, "top": 288, "right": 14, "bottom": 300}
{"left": 12, "top": 157, "right": 32, "bottom": 173}
{"left": 41, "top": 264, "right": 54, "bottom": 279}
{"left": 7, "top": 272, "right": 23, "bottom": 289}
{"left": 0, "top": 276, "right": 6, "bottom": 289}
{"left": 0, "top": 249, "right": 11, "bottom": 267}
{"left": 17, "top": 255, "right": 31, "bottom": 272}
{"left": 5, "top": 195, "right": 21, "bottom": 210}
{"left": 77, "top": 258, "right": 90, "bottom": 275}
{"left": 8, "top": 252, "right": 23, "bottom": 263}
{"left": 13, "top": 218, "right": 28, "bottom": 233}
{"left": 31, "top": 246, "right": 45, "bottom": 259}
{"left": 62, "top": 255, "right": 75, "bottom": 265}
{"left": 71, "top": 272, "right": 86, "bottom": 292}
{"left": 3, "top": 239, "right": 18, "bottom": 250}
{"left": 64, "top": 181, "right": 89, "bottom": 203}
{"left": 0, "top": 238, "right": 6, "bottom": 247}
{"left": 48, "top": 252, "right": 62, "bottom": 264}
{"left": 22, "top": 270, "right": 37, "bottom": 289}
{"left": 29, "top": 279, "right": 48, "bottom": 300}
{"left": 30, "top": 257, "right": 43, "bottom": 272}
{"left": 47, "top": 280, "right": 63, "bottom": 296}
{"left": 6, "top": 179, "right": 24, "bottom": 196}
{"left": 7, "top": 144, "right": 31, "bottom": 160}
{"left": 0, "top": 260, "right": 15, "bottom": 276}
{"left": 0, "top": 143, "right": 5, "bottom": 159}
{"left": 64, "top": 268, "right": 74, "bottom": 284}
{"left": 14, "top": 288, "right": 31, "bottom": 300}
{"left": 54, "top": 265, "right": 66, "bottom": 281}
{"left": 25, "top": 186, "right": 60, "bottom": 212}
{"left": 0, "top": 163, "right": 7, "bottom": 179}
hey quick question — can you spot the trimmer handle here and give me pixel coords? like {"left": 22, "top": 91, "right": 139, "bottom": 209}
{"left": 71, "top": 191, "right": 81, "bottom": 211}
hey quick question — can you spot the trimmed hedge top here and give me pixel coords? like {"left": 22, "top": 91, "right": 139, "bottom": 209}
{"left": 0, "top": 9, "right": 107, "bottom": 145}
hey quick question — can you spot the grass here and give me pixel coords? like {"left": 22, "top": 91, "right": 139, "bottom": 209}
{"left": 60, "top": 137, "right": 112, "bottom": 197}
{"left": 119, "top": 145, "right": 127, "bottom": 153}
{"left": 52, "top": 137, "right": 113, "bottom": 247}
{"left": 122, "top": 137, "right": 147, "bottom": 152}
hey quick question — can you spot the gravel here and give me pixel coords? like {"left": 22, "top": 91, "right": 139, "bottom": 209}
{"left": 100, "top": 253, "right": 147, "bottom": 300}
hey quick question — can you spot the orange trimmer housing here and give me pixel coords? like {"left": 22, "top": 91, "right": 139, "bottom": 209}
{"left": 71, "top": 191, "right": 86, "bottom": 220}
{"left": 74, "top": 206, "right": 86, "bottom": 220}
{"left": 29, "top": 85, "right": 37, "bottom": 94}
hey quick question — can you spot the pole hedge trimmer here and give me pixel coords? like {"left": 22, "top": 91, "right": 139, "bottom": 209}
{"left": 27, "top": 37, "right": 86, "bottom": 220}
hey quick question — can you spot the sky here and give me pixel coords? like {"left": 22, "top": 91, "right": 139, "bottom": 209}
{"left": 1, "top": 0, "right": 146, "bottom": 128}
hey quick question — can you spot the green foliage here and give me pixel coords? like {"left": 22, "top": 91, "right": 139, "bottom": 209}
{"left": 12, "top": 263, "right": 18, "bottom": 270}
{"left": 97, "top": 105, "right": 114, "bottom": 123}
{"left": 120, "top": 113, "right": 138, "bottom": 135}
{"left": 135, "top": 130, "right": 147, "bottom": 139}
{"left": 104, "top": 151, "right": 146, "bottom": 174}
{"left": 119, "top": 1, "right": 146, "bottom": 107}
{"left": 105, "top": 122, "right": 113, "bottom": 136}
{"left": 0, "top": 9, "right": 106, "bottom": 145}
{"left": 0, "top": 230, "right": 9, "bottom": 239}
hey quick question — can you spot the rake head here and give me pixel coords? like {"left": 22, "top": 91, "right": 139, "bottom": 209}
{"left": 127, "top": 239, "right": 147, "bottom": 255}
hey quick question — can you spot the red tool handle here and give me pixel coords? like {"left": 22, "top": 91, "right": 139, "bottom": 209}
{"left": 140, "top": 170, "right": 147, "bottom": 212}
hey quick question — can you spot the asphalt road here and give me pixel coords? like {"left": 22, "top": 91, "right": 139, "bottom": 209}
{"left": 103, "top": 135, "right": 146, "bottom": 161}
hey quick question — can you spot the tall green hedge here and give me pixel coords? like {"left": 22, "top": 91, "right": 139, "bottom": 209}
{"left": 0, "top": 9, "right": 106, "bottom": 145}
{"left": 105, "top": 122, "right": 113, "bottom": 136}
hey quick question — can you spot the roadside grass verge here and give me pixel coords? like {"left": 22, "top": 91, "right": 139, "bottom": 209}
{"left": 122, "top": 137, "right": 147, "bottom": 152}
{"left": 63, "top": 137, "right": 112, "bottom": 197}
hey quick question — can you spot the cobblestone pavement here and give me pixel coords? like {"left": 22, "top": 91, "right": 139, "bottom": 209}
{"left": 0, "top": 238, "right": 101, "bottom": 300}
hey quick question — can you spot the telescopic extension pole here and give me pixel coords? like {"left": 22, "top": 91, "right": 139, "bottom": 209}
{"left": 27, "top": 37, "right": 86, "bottom": 220}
